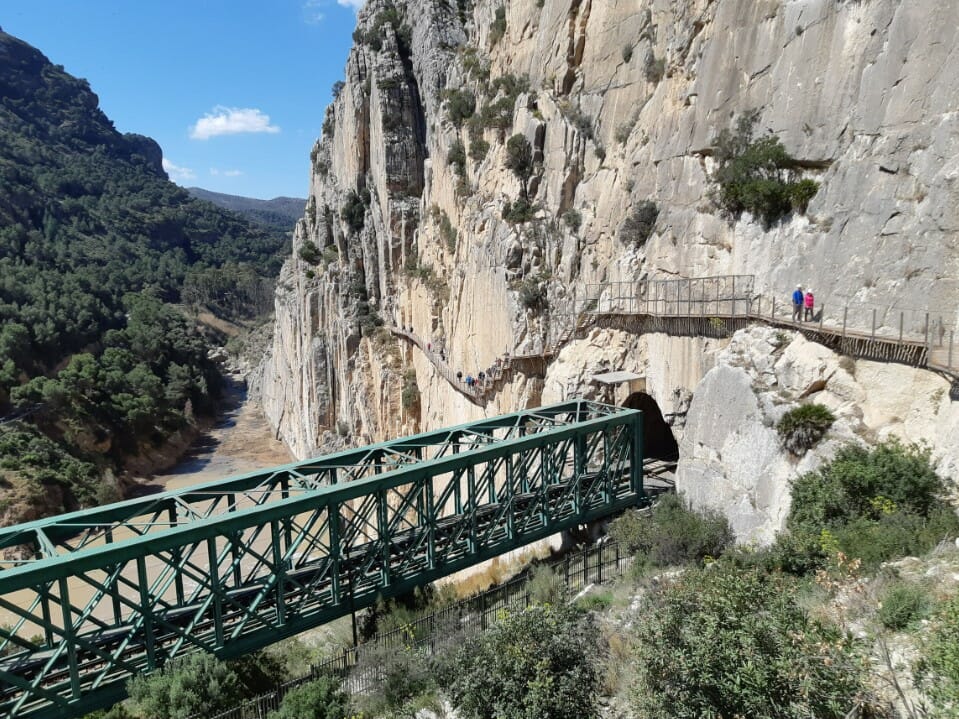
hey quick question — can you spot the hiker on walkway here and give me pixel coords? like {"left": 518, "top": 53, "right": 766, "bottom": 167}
{"left": 804, "top": 289, "right": 815, "bottom": 321}
{"left": 456, "top": 371, "right": 463, "bottom": 382}
{"left": 792, "top": 285, "right": 804, "bottom": 322}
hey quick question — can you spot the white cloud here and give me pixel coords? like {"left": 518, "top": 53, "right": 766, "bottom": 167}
{"left": 210, "top": 168, "right": 244, "bottom": 177}
{"left": 302, "top": 0, "right": 363, "bottom": 22}
{"left": 189, "top": 107, "right": 280, "bottom": 140}
{"left": 162, "top": 158, "right": 196, "bottom": 183}
{"left": 303, "top": 0, "right": 325, "bottom": 23}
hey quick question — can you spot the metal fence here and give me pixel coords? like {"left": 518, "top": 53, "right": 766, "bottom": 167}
{"left": 200, "top": 541, "right": 632, "bottom": 719}
{"left": 577, "top": 276, "right": 756, "bottom": 317}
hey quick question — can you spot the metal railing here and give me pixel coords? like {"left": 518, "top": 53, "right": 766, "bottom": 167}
{"left": 576, "top": 275, "right": 756, "bottom": 317}
{"left": 571, "top": 276, "right": 957, "bottom": 377}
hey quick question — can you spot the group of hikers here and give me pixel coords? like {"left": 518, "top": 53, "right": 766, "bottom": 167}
{"left": 455, "top": 360, "right": 504, "bottom": 392}
{"left": 791, "top": 285, "right": 815, "bottom": 322}
{"left": 398, "top": 325, "right": 505, "bottom": 395}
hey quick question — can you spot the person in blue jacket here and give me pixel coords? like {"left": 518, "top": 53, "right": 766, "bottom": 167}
{"left": 791, "top": 285, "right": 804, "bottom": 322}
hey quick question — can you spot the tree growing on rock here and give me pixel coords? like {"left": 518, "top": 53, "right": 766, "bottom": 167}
{"left": 504, "top": 133, "right": 533, "bottom": 200}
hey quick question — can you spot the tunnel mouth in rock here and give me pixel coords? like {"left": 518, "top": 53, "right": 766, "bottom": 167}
{"left": 622, "top": 392, "right": 679, "bottom": 462}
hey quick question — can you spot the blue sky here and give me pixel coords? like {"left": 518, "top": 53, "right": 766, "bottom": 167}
{"left": 2, "top": 0, "right": 362, "bottom": 199}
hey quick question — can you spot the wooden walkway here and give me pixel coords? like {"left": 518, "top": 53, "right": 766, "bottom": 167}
{"left": 391, "top": 277, "right": 958, "bottom": 407}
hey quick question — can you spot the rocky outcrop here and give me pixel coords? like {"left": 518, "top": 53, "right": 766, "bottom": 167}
{"left": 259, "top": 0, "right": 959, "bottom": 535}
{"left": 677, "top": 326, "right": 959, "bottom": 543}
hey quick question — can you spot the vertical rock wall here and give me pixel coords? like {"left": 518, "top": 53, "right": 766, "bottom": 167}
{"left": 258, "top": 0, "right": 959, "bottom": 533}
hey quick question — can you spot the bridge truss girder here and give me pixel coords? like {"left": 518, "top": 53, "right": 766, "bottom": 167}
{"left": 0, "top": 400, "right": 644, "bottom": 719}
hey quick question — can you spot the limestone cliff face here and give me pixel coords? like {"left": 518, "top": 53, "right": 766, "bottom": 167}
{"left": 259, "top": 0, "right": 959, "bottom": 522}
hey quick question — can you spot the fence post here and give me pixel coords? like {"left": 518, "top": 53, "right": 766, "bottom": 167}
{"left": 597, "top": 545, "right": 603, "bottom": 584}
{"left": 771, "top": 297, "right": 776, "bottom": 321}
{"left": 819, "top": 304, "right": 824, "bottom": 330}
{"left": 583, "top": 545, "right": 589, "bottom": 586}
{"left": 842, "top": 307, "right": 848, "bottom": 339}
{"left": 731, "top": 276, "right": 736, "bottom": 317}
{"left": 871, "top": 308, "right": 876, "bottom": 340}
{"left": 899, "top": 312, "right": 904, "bottom": 343}
{"left": 924, "top": 313, "right": 930, "bottom": 350}
{"left": 565, "top": 553, "right": 570, "bottom": 586}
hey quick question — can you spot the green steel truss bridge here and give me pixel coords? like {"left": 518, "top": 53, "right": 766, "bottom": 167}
{"left": 0, "top": 401, "right": 645, "bottom": 719}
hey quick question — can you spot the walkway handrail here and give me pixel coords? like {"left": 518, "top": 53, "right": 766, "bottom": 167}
{"left": 574, "top": 276, "right": 958, "bottom": 379}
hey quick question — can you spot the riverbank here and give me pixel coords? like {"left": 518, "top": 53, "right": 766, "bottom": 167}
{"left": 140, "top": 377, "right": 292, "bottom": 493}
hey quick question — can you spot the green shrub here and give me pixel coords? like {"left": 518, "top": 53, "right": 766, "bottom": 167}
{"left": 877, "top": 581, "right": 930, "bottom": 631}
{"left": 447, "top": 139, "right": 467, "bottom": 177}
{"left": 618, "top": 200, "right": 659, "bottom": 246}
{"left": 437, "top": 603, "right": 598, "bottom": 719}
{"left": 644, "top": 55, "right": 665, "bottom": 82}
{"left": 915, "top": 594, "right": 959, "bottom": 716}
{"left": 353, "top": 643, "right": 433, "bottom": 714}
{"left": 789, "top": 440, "right": 948, "bottom": 528}
{"left": 712, "top": 114, "right": 819, "bottom": 225}
{"left": 615, "top": 123, "right": 633, "bottom": 144}
{"left": 610, "top": 493, "right": 733, "bottom": 567}
{"left": 298, "top": 240, "right": 321, "bottom": 265}
{"left": 340, "top": 190, "right": 366, "bottom": 233}
{"left": 438, "top": 211, "right": 457, "bottom": 252}
{"left": 830, "top": 506, "right": 959, "bottom": 568}
{"left": 468, "top": 136, "right": 490, "bottom": 161}
{"left": 502, "top": 198, "right": 536, "bottom": 224}
{"left": 269, "top": 676, "right": 349, "bottom": 719}
{"left": 443, "top": 88, "right": 476, "bottom": 127}
{"left": 514, "top": 273, "right": 547, "bottom": 309}
{"left": 127, "top": 653, "right": 245, "bottom": 719}
{"left": 504, "top": 133, "right": 534, "bottom": 197}
{"left": 630, "top": 565, "right": 872, "bottom": 719}
{"left": 776, "top": 403, "right": 835, "bottom": 455}
{"left": 790, "top": 178, "right": 819, "bottom": 211}
{"left": 783, "top": 440, "right": 959, "bottom": 570}
{"left": 562, "top": 208, "right": 582, "bottom": 231}
{"left": 489, "top": 6, "right": 507, "bottom": 46}
{"left": 526, "top": 564, "right": 566, "bottom": 605}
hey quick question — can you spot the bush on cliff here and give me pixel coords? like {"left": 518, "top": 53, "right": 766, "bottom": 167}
{"left": 776, "top": 402, "right": 835, "bottom": 455}
{"left": 778, "top": 439, "right": 959, "bottom": 571}
{"left": 438, "top": 603, "right": 599, "bottom": 719}
{"left": 712, "top": 113, "right": 819, "bottom": 225}
{"left": 610, "top": 493, "right": 733, "bottom": 568}
{"left": 630, "top": 564, "right": 873, "bottom": 719}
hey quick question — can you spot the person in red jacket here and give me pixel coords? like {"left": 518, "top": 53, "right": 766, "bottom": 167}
{"left": 804, "top": 288, "right": 815, "bottom": 321}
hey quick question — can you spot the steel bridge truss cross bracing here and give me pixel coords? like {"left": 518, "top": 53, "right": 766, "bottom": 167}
{"left": 0, "top": 400, "right": 645, "bottom": 719}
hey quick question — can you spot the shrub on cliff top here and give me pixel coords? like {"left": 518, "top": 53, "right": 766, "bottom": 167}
{"left": 776, "top": 402, "right": 835, "bottom": 455}
{"left": 712, "top": 113, "right": 820, "bottom": 225}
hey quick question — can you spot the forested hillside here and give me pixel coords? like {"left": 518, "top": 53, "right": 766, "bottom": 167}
{"left": 187, "top": 187, "right": 305, "bottom": 234}
{"left": 0, "top": 28, "right": 289, "bottom": 524}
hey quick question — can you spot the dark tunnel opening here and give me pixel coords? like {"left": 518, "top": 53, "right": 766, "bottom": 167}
{"left": 622, "top": 391, "right": 679, "bottom": 462}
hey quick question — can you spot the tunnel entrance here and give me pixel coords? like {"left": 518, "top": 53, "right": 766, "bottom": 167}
{"left": 623, "top": 392, "right": 679, "bottom": 462}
